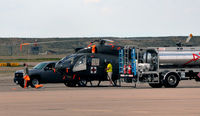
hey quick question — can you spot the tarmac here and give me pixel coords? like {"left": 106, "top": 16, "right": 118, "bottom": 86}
{"left": 1, "top": 74, "right": 200, "bottom": 116}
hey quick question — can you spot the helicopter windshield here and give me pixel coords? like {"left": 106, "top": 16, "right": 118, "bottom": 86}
{"left": 74, "top": 56, "right": 86, "bottom": 67}
{"left": 61, "top": 54, "right": 75, "bottom": 61}
{"left": 73, "top": 56, "right": 87, "bottom": 72}
{"left": 60, "top": 54, "right": 82, "bottom": 66}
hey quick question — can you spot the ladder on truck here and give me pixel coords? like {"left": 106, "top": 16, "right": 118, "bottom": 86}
{"left": 131, "top": 48, "right": 137, "bottom": 76}
{"left": 118, "top": 45, "right": 137, "bottom": 87}
{"left": 124, "top": 45, "right": 130, "bottom": 72}
{"left": 119, "top": 49, "right": 124, "bottom": 74}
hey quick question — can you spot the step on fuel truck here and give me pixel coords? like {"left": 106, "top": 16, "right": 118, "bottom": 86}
{"left": 119, "top": 45, "right": 200, "bottom": 88}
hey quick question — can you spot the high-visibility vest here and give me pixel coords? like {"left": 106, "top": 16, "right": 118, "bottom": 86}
{"left": 23, "top": 75, "right": 30, "bottom": 81}
{"left": 107, "top": 63, "right": 113, "bottom": 72}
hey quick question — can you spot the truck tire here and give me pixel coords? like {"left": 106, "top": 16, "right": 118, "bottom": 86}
{"left": 163, "top": 73, "right": 180, "bottom": 88}
{"left": 149, "top": 83, "right": 163, "bottom": 88}
{"left": 30, "top": 78, "right": 40, "bottom": 88}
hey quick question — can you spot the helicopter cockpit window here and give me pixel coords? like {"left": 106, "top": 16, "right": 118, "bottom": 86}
{"left": 61, "top": 55, "right": 76, "bottom": 65}
{"left": 73, "top": 56, "right": 87, "bottom": 72}
{"left": 61, "top": 55, "right": 74, "bottom": 61}
{"left": 75, "top": 56, "right": 86, "bottom": 66}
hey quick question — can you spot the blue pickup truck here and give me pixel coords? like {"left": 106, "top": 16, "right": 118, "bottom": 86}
{"left": 14, "top": 61, "right": 64, "bottom": 88}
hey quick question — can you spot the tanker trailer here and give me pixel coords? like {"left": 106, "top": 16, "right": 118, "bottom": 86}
{"left": 158, "top": 47, "right": 200, "bottom": 67}
{"left": 119, "top": 46, "right": 200, "bottom": 88}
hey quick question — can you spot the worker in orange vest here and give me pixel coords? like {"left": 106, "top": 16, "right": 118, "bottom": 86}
{"left": 23, "top": 63, "right": 30, "bottom": 88}
{"left": 92, "top": 45, "right": 96, "bottom": 53}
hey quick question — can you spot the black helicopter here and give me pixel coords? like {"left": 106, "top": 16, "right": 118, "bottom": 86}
{"left": 55, "top": 39, "right": 122, "bottom": 87}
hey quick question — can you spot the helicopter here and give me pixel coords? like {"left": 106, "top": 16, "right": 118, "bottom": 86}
{"left": 18, "top": 38, "right": 122, "bottom": 87}
{"left": 55, "top": 39, "right": 122, "bottom": 87}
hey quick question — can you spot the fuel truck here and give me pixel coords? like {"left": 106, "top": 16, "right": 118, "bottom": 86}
{"left": 119, "top": 45, "right": 200, "bottom": 88}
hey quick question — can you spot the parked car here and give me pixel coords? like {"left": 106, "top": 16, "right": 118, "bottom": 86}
{"left": 14, "top": 61, "right": 64, "bottom": 88}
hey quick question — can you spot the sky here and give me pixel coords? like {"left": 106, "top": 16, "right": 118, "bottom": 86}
{"left": 0, "top": 0, "right": 199, "bottom": 37}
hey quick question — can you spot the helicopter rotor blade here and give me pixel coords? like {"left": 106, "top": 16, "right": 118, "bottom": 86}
{"left": 19, "top": 39, "right": 84, "bottom": 51}
{"left": 102, "top": 39, "right": 114, "bottom": 43}
{"left": 23, "top": 39, "right": 79, "bottom": 45}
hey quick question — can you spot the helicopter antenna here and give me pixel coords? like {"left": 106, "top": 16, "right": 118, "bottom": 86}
{"left": 186, "top": 34, "right": 193, "bottom": 43}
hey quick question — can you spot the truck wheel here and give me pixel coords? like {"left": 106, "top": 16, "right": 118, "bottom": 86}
{"left": 149, "top": 83, "right": 163, "bottom": 88}
{"left": 30, "top": 78, "right": 40, "bottom": 88}
{"left": 78, "top": 80, "right": 87, "bottom": 87}
{"left": 163, "top": 74, "right": 179, "bottom": 88}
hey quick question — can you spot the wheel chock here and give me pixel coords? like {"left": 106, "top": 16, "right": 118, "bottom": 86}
{"left": 35, "top": 84, "right": 43, "bottom": 89}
